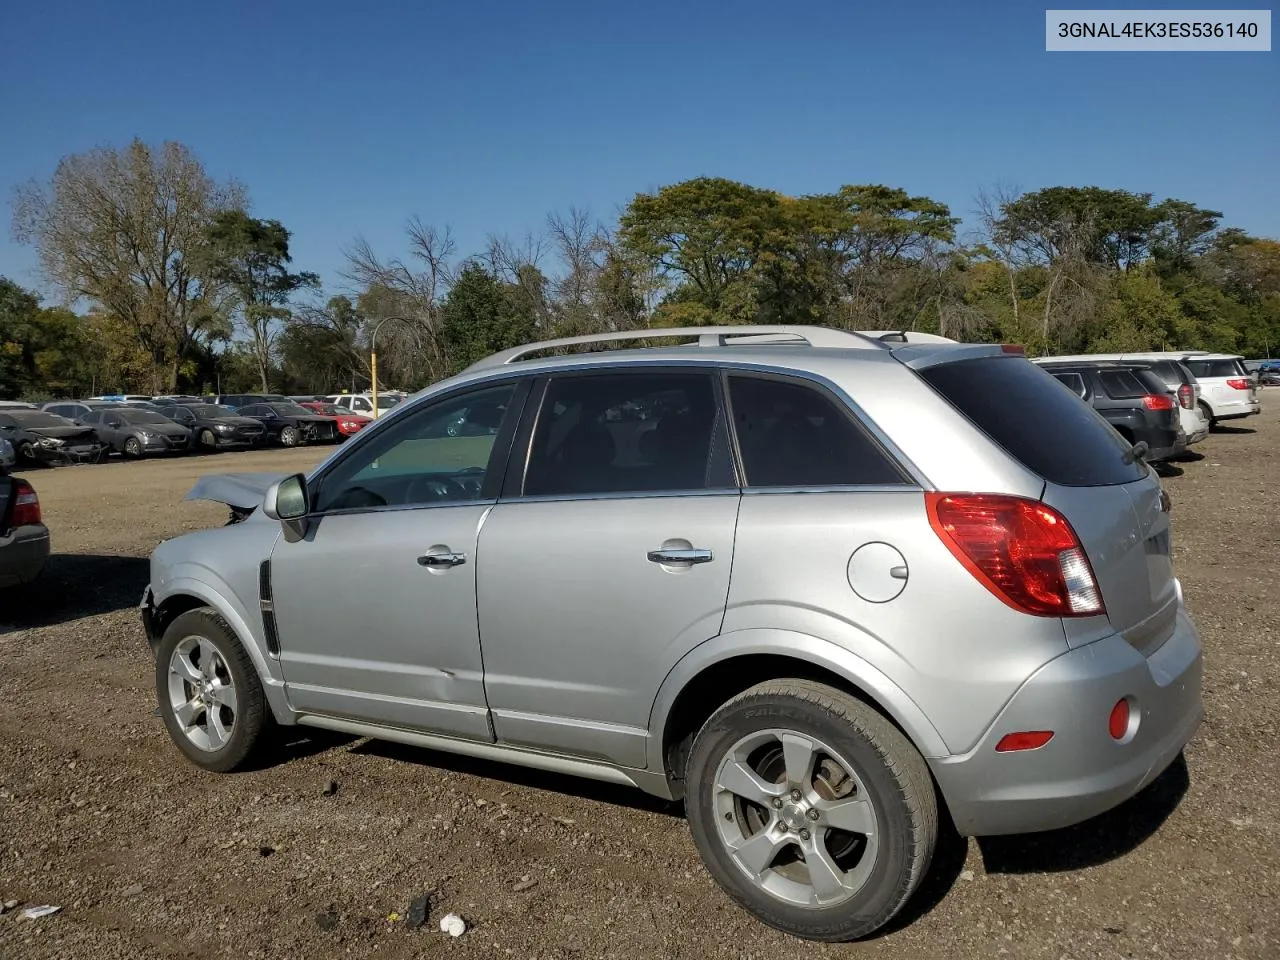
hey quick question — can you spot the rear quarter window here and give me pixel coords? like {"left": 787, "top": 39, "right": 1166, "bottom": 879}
{"left": 1097, "top": 369, "right": 1150, "bottom": 399}
{"left": 920, "top": 356, "right": 1147, "bottom": 487}
{"left": 1185, "top": 358, "right": 1245, "bottom": 378}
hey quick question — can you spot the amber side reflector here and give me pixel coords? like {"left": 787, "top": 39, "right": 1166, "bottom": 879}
{"left": 995, "top": 731, "right": 1054, "bottom": 752}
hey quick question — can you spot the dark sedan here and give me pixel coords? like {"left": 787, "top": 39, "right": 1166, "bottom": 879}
{"left": 82, "top": 407, "right": 191, "bottom": 458}
{"left": 0, "top": 410, "right": 108, "bottom": 466}
{"left": 160, "top": 403, "right": 269, "bottom": 450}
{"left": 236, "top": 402, "right": 340, "bottom": 446}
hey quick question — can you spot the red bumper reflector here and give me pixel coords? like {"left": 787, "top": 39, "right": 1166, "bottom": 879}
{"left": 1109, "top": 699, "right": 1131, "bottom": 740}
{"left": 995, "top": 731, "right": 1054, "bottom": 752}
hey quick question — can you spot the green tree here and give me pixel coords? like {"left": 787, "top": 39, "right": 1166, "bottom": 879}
{"left": 12, "top": 139, "right": 243, "bottom": 390}
{"left": 440, "top": 264, "right": 538, "bottom": 374}
{"left": 195, "top": 210, "right": 318, "bottom": 392}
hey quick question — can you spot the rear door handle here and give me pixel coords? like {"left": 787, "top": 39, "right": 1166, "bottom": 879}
{"left": 418, "top": 551, "right": 467, "bottom": 568}
{"left": 647, "top": 548, "right": 713, "bottom": 565}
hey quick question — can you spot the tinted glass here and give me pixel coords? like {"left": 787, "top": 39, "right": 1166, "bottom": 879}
{"left": 187, "top": 404, "right": 236, "bottom": 418}
{"left": 525, "top": 372, "right": 731, "bottom": 496}
{"left": 1097, "top": 369, "right": 1151, "bottom": 399}
{"left": 238, "top": 405, "right": 268, "bottom": 416}
{"left": 1146, "top": 360, "right": 1179, "bottom": 385}
{"left": 267, "top": 403, "right": 312, "bottom": 416}
{"left": 119, "top": 410, "right": 171, "bottom": 424}
{"left": 80, "top": 411, "right": 102, "bottom": 424}
{"left": 1185, "top": 358, "right": 1245, "bottom": 378}
{"left": 920, "top": 356, "right": 1147, "bottom": 486}
{"left": 316, "top": 383, "right": 518, "bottom": 512}
{"left": 1051, "top": 372, "right": 1087, "bottom": 398}
{"left": 728, "top": 375, "right": 909, "bottom": 487}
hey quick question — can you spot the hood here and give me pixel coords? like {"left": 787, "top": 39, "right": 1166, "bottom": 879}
{"left": 208, "top": 416, "right": 264, "bottom": 428}
{"left": 30, "top": 426, "right": 101, "bottom": 442}
{"left": 185, "top": 472, "right": 289, "bottom": 509}
{"left": 141, "top": 422, "right": 190, "bottom": 437}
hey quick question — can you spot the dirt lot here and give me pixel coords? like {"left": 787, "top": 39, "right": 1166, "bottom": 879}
{"left": 1, "top": 407, "right": 1277, "bottom": 960}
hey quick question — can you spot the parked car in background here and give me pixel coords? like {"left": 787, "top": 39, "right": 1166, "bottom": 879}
{"left": 0, "top": 401, "right": 37, "bottom": 410}
{"left": 298, "top": 402, "right": 373, "bottom": 438}
{"left": 81, "top": 407, "right": 192, "bottom": 458}
{"left": 235, "top": 402, "right": 340, "bottom": 446}
{"left": 158, "top": 403, "right": 268, "bottom": 450}
{"left": 144, "top": 325, "right": 1203, "bottom": 942}
{"left": 323, "top": 392, "right": 405, "bottom": 418}
{"left": 205, "top": 394, "right": 290, "bottom": 410}
{"left": 1044, "top": 354, "right": 1209, "bottom": 447}
{"left": 153, "top": 395, "right": 204, "bottom": 405}
{"left": 0, "top": 474, "right": 48, "bottom": 588}
{"left": 0, "top": 436, "right": 14, "bottom": 475}
{"left": 1178, "top": 354, "right": 1260, "bottom": 426}
{"left": 89, "top": 394, "right": 153, "bottom": 404}
{"left": 1034, "top": 359, "right": 1183, "bottom": 462}
{"left": 43, "top": 399, "right": 129, "bottom": 422}
{"left": 0, "top": 410, "right": 108, "bottom": 465}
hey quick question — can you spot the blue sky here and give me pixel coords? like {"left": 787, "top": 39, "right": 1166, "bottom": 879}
{"left": 2, "top": 0, "right": 1276, "bottom": 301}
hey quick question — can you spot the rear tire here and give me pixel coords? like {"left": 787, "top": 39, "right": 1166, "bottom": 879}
{"left": 279, "top": 426, "right": 300, "bottom": 447}
{"left": 685, "top": 679, "right": 937, "bottom": 942}
{"left": 1199, "top": 401, "right": 1216, "bottom": 429}
{"left": 155, "top": 608, "right": 270, "bottom": 773}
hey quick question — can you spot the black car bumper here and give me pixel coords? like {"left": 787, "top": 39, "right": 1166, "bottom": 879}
{"left": 29, "top": 444, "right": 108, "bottom": 465}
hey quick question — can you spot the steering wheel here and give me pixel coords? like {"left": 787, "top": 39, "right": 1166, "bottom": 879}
{"left": 405, "top": 475, "right": 470, "bottom": 503}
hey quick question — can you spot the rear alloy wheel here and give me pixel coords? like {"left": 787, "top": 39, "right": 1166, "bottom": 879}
{"left": 279, "top": 425, "right": 300, "bottom": 447}
{"left": 685, "top": 679, "right": 937, "bottom": 942}
{"left": 156, "top": 608, "right": 269, "bottom": 772}
{"left": 124, "top": 436, "right": 143, "bottom": 458}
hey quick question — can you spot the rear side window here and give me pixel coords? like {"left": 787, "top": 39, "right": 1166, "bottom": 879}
{"left": 920, "top": 356, "right": 1146, "bottom": 487}
{"left": 1097, "top": 369, "right": 1150, "bottom": 399}
{"left": 727, "top": 375, "right": 910, "bottom": 487}
{"left": 1050, "top": 372, "right": 1087, "bottom": 398}
{"left": 1185, "top": 358, "right": 1245, "bottom": 378}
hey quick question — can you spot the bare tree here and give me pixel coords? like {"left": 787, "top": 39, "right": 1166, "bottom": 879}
{"left": 12, "top": 139, "right": 244, "bottom": 390}
{"left": 974, "top": 184, "right": 1024, "bottom": 327}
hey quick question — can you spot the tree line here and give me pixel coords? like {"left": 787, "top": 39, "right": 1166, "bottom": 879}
{"left": 3, "top": 138, "right": 1277, "bottom": 401}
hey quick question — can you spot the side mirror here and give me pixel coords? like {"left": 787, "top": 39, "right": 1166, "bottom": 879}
{"left": 263, "top": 473, "right": 309, "bottom": 542}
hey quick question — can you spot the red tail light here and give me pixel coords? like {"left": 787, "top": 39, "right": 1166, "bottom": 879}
{"left": 1142, "top": 394, "right": 1174, "bottom": 411}
{"left": 1177, "top": 384, "right": 1194, "bottom": 410}
{"left": 995, "top": 731, "right": 1054, "bottom": 752}
{"left": 925, "top": 493, "right": 1105, "bottom": 617}
{"left": 10, "top": 480, "right": 41, "bottom": 527}
{"left": 1225, "top": 378, "right": 1251, "bottom": 390}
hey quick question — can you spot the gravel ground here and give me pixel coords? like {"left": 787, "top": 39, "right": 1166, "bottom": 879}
{"left": 1, "top": 406, "right": 1277, "bottom": 960}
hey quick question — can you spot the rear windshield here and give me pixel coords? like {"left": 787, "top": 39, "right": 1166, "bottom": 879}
{"left": 920, "top": 356, "right": 1147, "bottom": 487}
{"left": 1184, "top": 358, "right": 1245, "bottom": 379}
{"left": 1097, "top": 368, "right": 1151, "bottom": 399}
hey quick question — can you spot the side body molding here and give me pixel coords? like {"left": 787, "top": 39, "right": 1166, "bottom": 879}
{"left": 645, "top": 627, "right": 951, "bottom": 776}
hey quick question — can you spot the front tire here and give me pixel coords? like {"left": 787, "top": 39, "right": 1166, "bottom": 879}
{"left": 199, "top": 429, "right": 218, "bottom": 451}
{"left": 155, "top": 608, "right": 269, "bottom": 773}
{"left": 279, "top": 425, "right": 299, "bottom": 447}
{"left": 685, "top": 679, "right": 937, "bottom": 942}
{"left": 124, "top": 436, "right": 143, "bottom": 458}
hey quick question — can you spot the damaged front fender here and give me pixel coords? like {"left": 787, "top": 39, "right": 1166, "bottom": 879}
{"left": 184, "top": 472, "right": 290, "bottom": 511}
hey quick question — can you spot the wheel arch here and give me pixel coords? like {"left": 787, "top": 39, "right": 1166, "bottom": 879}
{"left": 149, "top": 575, "right": 294, "bottom": 725}
{"left": 648, "top": 629, "right": 948, "bottom": 799}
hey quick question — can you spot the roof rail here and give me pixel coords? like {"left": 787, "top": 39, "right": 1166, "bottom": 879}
{"left": 465, "top": 325, "right": 892, "bottom": 372}
{"left": 856, "top": 330, "right": 959, "bottom": 345}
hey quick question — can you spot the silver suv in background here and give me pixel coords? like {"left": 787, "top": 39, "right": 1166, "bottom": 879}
{"left": 143, "top": 326, "right": 1203, "bottom": 941}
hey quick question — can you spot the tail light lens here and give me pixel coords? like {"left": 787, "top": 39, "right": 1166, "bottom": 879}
{"left": 1177, "top": 384, "right": 1194, "bottom": 409}
{"left": 926, "top": 493, "right": 1105, "bottom": 617}
{"left": 10, "top": 480, "right": 41, "bottom": 527}
{"left": 1142, "top": 394, "right": 1174, "bottom": 411}
{"left": 1225, "top": 378, "right": 1251, "bottom": 390}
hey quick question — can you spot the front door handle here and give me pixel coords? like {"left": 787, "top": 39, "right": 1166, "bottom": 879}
{"left": 647, "top": 548, "right": 714, "bottom": 565}
{"left": 418, "top": 551, "right": 467, "bottom": 568}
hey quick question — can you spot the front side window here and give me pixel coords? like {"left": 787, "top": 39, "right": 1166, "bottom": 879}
{"left": 727, "top": 375, "right": 910, "bottom": 487}
{"left": 523, "top": 371, "right": 732, "bottom": 497}
{"left": 315, "top": 383, "right": 518, "bottom": 512}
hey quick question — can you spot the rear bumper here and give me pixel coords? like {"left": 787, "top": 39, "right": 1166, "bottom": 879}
{"left": 0, "top": 525, "right": 51, "bottom": 587}
{"left": 929, "top": 604, "right": 1203, "bottom": 837}
{"left": 1212, "top": 399, "right": 1260, "bottom": 420}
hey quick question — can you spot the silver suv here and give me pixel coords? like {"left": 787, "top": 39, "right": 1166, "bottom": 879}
{"left": 142, "top": 326, "right": 1203, "bottom": 941}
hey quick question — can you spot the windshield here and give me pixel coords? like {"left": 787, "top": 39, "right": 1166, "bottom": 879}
{"left": 119, "top": 410, "right": 172, "bottom": 424}
{"left": 268, "top": 403, "right": 313, "bottom": 416}
{"left": 5, "top": 411, "right": 73, "bottom": 428}
{"left": 311, "top": 403, "right": 347, "bottom": 416}
{"left": 187, "top": 404, "right": 237, "bottom": 418}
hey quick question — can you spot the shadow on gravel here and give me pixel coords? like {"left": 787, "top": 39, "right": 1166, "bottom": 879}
{"left": 1152, "top": 462, "right": 1185, "bottom": 478}
{"left": 977, "top": 752, "right": 1191, "bottom": 874}
{"left": 0, "top": 554, "right": 149, "bottom": 630}
{"left": 350, "top": 739, "right": 684, "bottom": 817}
{"left": 1171, "top": 450, "right": 1206, "bottom": 463}
{"left": 1211, "top": 424, "right": 1256, "bottom": 435}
